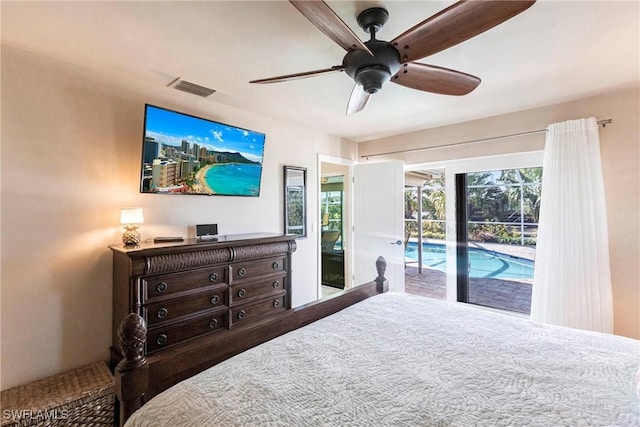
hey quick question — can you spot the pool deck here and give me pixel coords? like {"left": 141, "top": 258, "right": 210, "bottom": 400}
{"left": 405, "top": 265, "right": 532, "bottom": 314}
{"left": 468, "top": 241, "right": 536, "bottom": 261}
{"left": 405, "top": 240, "right": 534, "bottom": 314}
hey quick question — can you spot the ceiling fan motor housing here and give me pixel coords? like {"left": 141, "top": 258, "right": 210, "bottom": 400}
{"left": 343, "top": 40, "right": 401, "bottom": 94}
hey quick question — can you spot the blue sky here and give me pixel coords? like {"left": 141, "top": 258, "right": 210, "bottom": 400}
{"left": 144, "top": 105, "right": 265, "bottom": 163}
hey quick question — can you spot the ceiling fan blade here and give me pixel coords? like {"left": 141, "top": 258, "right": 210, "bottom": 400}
{"left": 391, "top": 1, "right": 536, "bottom": 62}
{"left": 392, "top": 62, "right": 481, "bottom": 96}
{"left": 290, "top": 0, "right": 372, "bottom": 55}
{"left": 250, "top": 66, "right": 345, "bottom": 84}
{"left": 346, "top": 84, "right": 371, "bottom": 115}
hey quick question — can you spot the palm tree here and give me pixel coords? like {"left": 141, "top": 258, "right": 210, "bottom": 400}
{"left": 468, "top": 172, "right": 507, "bottom": 222}
{"left": 183, "top": 172, "right": 197, "bottom": 190}
{"left": 421, "top": 179, "right": 446, "bottom": 238}
{"left": 405, "top": 187, "right": 418, "bottom": 219}
{"left": 499, "top": 168, "right": 542, "bottom": 222}
{"left": 521, "top": 168, "right": 542, "bottom": 222}
{"left": 422, "top": 179, "right": 446, "bottom": 220}
{"left": 404, "top": 187, "right": 419, "bottom": 238}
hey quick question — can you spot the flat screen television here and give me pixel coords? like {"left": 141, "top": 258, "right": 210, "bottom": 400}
{"left": 140, "top": 104, "right": 265, "bottom": 197}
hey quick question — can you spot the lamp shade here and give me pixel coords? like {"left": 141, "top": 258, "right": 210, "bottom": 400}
{"left": 120, "top": 207, "right": 144, "bottom": 225}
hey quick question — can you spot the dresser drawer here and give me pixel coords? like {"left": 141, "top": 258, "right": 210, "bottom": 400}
{"left": 230, "top": 256, "right": 285, "bottom": 283}
{"left": 229, "top": 275, "right": 285, "bottom": 307}
{"left": 229, "top": 293, "right": 286, "bottom": 327}
{"left": 144, "top": 287, "right": 227, "bottom": 326}
{"left": 143, "top": 266, "right": 227, "bottom": 301}
{"left": 146, "top": 311, "right": 227, "bottom": 353}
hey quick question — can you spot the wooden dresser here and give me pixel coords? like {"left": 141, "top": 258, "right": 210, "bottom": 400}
{"left": 109, "top": 233, "right": 297, "bottom": 385}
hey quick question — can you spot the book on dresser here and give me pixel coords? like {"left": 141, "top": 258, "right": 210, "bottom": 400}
{"left": 109, "top": 232, "right": 297, "bottom": 397}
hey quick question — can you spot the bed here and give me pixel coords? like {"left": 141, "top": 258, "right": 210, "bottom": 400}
{"left": 115, "top": 259, "right": 639, "bottom": 426}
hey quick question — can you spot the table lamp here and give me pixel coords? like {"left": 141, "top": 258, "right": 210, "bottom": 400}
{"left": 120, "top": 207, "right": 144, "bottom": 245}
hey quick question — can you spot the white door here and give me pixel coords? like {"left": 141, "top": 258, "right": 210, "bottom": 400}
{"left": 353, "top": 161, "right": 405, "bottom": 292}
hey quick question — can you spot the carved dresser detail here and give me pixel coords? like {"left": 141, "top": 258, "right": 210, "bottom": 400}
{"left": 109, "top": 233, "right": 297, "bottom": 383}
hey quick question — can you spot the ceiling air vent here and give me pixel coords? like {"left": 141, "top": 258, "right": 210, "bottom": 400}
{"left": 168, "top": 78, "right": 216, "bottom": 98}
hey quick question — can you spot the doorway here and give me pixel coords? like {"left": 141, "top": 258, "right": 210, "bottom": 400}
{"left": 319, "top": 158, "right": 353, "bottom": 299}
{"left": 404, "top": 169, "right": 447, "bottom": 299}
{"left": 320, "top": 174, "right": 345, "bottom": 294}
{"left": 317, "top": 157, "right": 405, "bottom": 299}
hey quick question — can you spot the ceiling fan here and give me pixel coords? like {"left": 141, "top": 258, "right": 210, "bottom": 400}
{"left": 250, "top": 0, "right": 536, "bottom": 114}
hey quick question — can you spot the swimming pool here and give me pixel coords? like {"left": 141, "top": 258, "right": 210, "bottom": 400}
{"left": 405, "top": 242, "right": 534, "bottom": 280}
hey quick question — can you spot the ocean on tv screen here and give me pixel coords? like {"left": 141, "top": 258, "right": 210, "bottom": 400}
{"left": 205, "top": 163, "right": 262, "bottom": 196}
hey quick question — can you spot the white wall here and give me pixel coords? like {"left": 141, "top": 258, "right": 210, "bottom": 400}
{"left": 0, "top": 46, "right": 356, "bottom": 389}
{"left": 359, "top": 87, "right": 640, "bottom": 340}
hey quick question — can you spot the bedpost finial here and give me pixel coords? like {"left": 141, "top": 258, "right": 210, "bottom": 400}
{"left": 375, "top": 256, "right": 387, "bottom": 281}
{"left": 375, "top": 256, "right": 388, "bottom": 293}
{"left": 118, "top": 313, "right": 147, "bottom": 362}
{"left": 115, "top": 313, "right": 149, "bottom": 426}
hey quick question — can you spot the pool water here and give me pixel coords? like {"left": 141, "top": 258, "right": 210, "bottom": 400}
{"left": 405, "top": 242, "right": 534, "bottom": 280}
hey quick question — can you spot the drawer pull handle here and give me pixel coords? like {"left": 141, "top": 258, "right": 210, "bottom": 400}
{"left": 210, "top": 295, "right": 220, "bottom": 305}
{"left": 272, "top": 280, "right": 280, "bottom": 289}
{"left": 156, "top": 334, "right": 168, "bottom": 346}
{"left": 157, "top": 308, "right": 168, "bottom": 319}
{"left": 272, "top": 261, "right": 280, "bottom": 269}
{"left": 237, "top": 310, "right": 246, "bottom": 320}
{"left": 237, "top": 268, "right": 246, "bottom": 276}
{"left": 273, "top": 299, "right": 281, "bottom": 308}
{"left": 209, "top": 319, "right": 219, "bottom": 329}
{"left": 156, "top": 282, "right": 168, "bottom": 293}
{"left": 238, "top": 289, "right": 246, "bottom": 298}
{"left": 209, "top": 273, "right": 219, "bottom": 282}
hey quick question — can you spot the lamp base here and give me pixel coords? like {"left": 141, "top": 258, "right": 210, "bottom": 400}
{"left": 122, "top": 226, "right": 141, "bottom": 245}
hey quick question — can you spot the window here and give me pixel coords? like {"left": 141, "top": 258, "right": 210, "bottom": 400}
{"left": 320, "top": 176, "right": 344, "bottom": 248}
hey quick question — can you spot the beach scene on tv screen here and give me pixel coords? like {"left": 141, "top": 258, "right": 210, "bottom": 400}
{"left": 141, "top": 105, "right": 265, "bottom": 196}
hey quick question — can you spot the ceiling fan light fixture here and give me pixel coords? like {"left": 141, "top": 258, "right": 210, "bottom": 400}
{"left": 355, "top": 65, "right": 391, "bottom": 94}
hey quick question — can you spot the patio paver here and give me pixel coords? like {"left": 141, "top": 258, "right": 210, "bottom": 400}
{"left": 405, "top": 264, "right": 532, "bottom": 314}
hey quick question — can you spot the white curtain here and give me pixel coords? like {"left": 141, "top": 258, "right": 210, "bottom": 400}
{"left": 530, "top": 117, "right": 613, "bottom": 333}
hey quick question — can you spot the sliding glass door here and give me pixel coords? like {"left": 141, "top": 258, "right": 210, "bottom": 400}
{"left": 456, "top": 168, "right": 541, "bottom": 314}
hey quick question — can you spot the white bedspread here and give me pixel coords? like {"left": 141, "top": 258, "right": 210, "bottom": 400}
{"left": 126, "top": 293, "right": 639, "bottom": 426}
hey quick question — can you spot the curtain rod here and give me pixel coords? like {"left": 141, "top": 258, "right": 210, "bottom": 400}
{"left": 361, "top": 118, "right": 612, "bottom": 159}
